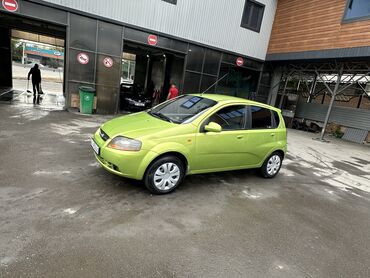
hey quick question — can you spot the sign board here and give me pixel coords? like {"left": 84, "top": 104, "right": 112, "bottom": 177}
{"left": 77, "top": 52, "right": 89, "bottom": 65}
{"left": 103, "top": 57, "right": 113, "bottom": 68}
{"left": 147, "top": 34, "right": 158, "bottom": 46}
{"left": 236, "top": 57, "right": 244, "bottom": 67}
{"left": 2, "top": 0, "right": 18, "bottom": 12}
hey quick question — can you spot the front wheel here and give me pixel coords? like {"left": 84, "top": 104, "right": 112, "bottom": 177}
{"left": 260, "top": 152, "right": 283, "bottom": 178}
{"left": 144, "top": 156, "right": 185, "bottom": 194}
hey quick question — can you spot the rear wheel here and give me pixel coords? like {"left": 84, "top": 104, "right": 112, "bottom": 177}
{"left": 144, "top": 156, "right": 185, "bottom": 194}
{"left": 260, "top": 152, "right": 283, "bottom": 178}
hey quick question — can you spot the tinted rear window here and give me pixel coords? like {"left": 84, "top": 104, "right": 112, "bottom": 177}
{"left": 251, "top": 106, "right": 273, "bottom": 129}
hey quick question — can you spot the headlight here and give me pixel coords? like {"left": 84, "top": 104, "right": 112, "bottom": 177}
{"left": 107, "top": 136, "right": 142, "bottom": 151}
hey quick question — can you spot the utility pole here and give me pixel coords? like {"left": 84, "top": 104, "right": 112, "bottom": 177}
{"left": 22, "top": 41, "right": 25, "bottom": 65}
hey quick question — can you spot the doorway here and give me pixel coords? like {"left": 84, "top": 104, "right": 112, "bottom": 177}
{"left": 0, "top": 13, "right": 66, "bottom": 109}
{"left": 120, "top": 42, "right": 184, "bottom": 112}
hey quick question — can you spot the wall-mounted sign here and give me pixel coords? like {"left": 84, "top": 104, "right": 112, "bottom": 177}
{"left": 77, "top": 52, "right": 89, "bottom": 65}
{"left": 2, "top": 0, "right": 18, "bottom": 12}
{"left": 147, "top": 34, "right": 158, "bottom": 46}
{"left": 103, "top": 57, "right": 113, "bottom": 68}
{"left": 236, "top": 57, "right": 244, "bottom": 67}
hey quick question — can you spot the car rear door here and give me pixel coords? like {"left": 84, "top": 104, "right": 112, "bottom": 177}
{"left": 243, "top": 105, "right": 279, "bottom": 165}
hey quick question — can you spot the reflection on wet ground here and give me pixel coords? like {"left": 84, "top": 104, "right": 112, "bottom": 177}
{"left": 0, "top": 87, "right": 65, "bottom": 111}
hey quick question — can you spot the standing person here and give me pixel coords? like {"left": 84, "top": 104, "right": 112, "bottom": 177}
{"left": 27, "top": 64, "right": 42, "bottom": 104}
{"left": 167, "top": 83, "right": 179, "bottom": 100}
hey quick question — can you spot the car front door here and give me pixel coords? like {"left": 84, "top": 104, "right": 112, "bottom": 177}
{"left": 193, "top": 105, "right": 251, "bottom": 171}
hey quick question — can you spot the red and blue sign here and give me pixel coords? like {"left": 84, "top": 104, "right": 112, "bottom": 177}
{"left": 25, "top": 46, "right": 64, "bottom": 60}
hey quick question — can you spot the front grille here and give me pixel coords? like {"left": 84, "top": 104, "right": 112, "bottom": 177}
{"left": 99, "top": 129, "right": 109, "bottom": 141}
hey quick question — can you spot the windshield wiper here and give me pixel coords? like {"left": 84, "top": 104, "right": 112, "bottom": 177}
{"left": 148, "top": 111, "right": 173, "bottom": 123}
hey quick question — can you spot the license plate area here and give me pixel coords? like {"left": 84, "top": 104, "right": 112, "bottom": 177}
{"left": 91, "top": 138, "right": 100, "bottom": 155}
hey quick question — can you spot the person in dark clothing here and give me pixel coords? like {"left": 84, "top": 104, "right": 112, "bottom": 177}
{"left": 27, "top": 64, "right": 42, "bottom": 104}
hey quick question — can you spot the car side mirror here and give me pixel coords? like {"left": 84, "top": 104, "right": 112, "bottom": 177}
{"left": 204, "top": 122, "right": 222, "bottom": 133}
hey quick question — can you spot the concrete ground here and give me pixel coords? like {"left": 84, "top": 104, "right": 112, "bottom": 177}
{"left": 0, "top": 103, "right": 369, "bottom": 278}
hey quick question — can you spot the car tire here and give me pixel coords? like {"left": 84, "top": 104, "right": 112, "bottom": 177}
{"left": 260, "top": 152, "right": 283, "bottom": 178}
{"left": 144, "top": 156, "right": 185, "bottom": 194}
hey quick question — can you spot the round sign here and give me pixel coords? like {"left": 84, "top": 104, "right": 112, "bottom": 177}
{"left": 147, "top": 34, "right": 158, "bottom": 46}
{"left": 236, "top": 57, "right": 244, "bottom": 67}
{"left": 103, "top": 57, "right": 113, "bottom": 68}
{"left": 2, "top": 0, "right": 18, "bottom": 12}
{"left": 77, "top": 52, "right": 89, "bottom": 65}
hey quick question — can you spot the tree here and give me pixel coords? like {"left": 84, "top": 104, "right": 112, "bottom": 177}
{"left": 11, "top": 39, "right": 23, "bottom": 62}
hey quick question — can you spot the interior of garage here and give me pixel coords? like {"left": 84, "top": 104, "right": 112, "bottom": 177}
{"left": 120, "top": 42, "right": 185, "bottom": 111}
{"left": 0, "top": 12, "right": 66, "bottom": 108}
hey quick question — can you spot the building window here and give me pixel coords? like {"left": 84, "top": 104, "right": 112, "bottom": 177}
{"left": 344, "top": 0, "right": 370, "bottom": 21}
{"left": 162, "top": 0, "right": 177, "bottom": 4}
{"left": 241, "top": 0, "right": 265, "bottom": 32}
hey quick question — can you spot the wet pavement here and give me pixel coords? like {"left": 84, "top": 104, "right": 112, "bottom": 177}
{"left": 0, "top": 104, "right": 369, "bottom": 278}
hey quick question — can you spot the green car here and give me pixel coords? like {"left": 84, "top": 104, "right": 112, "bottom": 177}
{"left": 91, "top": 94, "right": 287, "bottom": 194}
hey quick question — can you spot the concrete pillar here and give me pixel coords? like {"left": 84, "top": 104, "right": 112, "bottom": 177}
{"left": 0, "top": 27, "right": 12, "bottom": 88}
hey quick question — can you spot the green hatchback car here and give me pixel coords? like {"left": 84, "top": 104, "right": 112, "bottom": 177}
{"left": 91, "top": 94, "right": 287, "bottom": 194}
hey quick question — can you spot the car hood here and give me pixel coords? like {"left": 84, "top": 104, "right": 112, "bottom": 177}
{"left": 100, "top": 111, "right": 174, "bottom": 139}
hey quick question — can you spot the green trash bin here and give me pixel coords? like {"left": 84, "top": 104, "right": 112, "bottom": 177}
{"left": 79, "top": 86, "right": 95, "bottom": 114}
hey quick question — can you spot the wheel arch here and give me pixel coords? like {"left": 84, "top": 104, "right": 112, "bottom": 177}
{"left": 138, "top": 150, "right": 189, "bottom": 180}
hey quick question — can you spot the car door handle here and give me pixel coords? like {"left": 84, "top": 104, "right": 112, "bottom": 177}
{"left": 237, "top": 135, "right": 244, "bottom": 139}
{"left": 270, "top": 133, "right": 276, "bottom": 137}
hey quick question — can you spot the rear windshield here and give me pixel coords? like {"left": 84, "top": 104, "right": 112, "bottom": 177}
{"left": 148, "top": 95, "right": 217, "bottom": 124}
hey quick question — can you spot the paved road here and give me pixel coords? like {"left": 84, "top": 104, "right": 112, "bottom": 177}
{"left": 0, "top": 104, "right": 369, "bottom": 278}
{"left": 12, "top": 63, "right": 64, "bottom": 82}
{"left": 12, "top": 79, "right": 63, "bottom": 94}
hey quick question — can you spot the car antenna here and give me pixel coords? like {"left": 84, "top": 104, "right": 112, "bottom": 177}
{"left": 201, "top": 73, "right": 229, "bottom": 95}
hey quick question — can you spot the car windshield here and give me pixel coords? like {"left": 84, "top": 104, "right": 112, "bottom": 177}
{"left": 148, "top": 95, "right": 217, "bottom": 124}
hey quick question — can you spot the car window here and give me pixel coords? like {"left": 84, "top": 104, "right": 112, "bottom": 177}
{"left": 272, "top": 111, "right": 280, "bottom": 128}
{"left": 207, "top": 105, "right": 248, "bottom": 131}
{"left": 149, "top": 95, "right": 217, "bottom": 124}
{"left": 251, "top": 106, "right": 274, "bottom": 129}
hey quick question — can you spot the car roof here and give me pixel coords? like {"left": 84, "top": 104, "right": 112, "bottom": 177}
{"left": 189, "top": 94, "right": 281, "bottom": 112}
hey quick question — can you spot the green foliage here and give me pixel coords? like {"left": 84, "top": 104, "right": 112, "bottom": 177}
{"left": 11, "top": 39, "right": 23, "bottom": 62}
{"left": 333, "top": 126, "right": 344, "bottom": 138}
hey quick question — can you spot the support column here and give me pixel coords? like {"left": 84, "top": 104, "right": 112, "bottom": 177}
{"left": 318, "top": 65, "right": 343, "bottom": 141}
{"left": 278, "top": 74, "right": 290, "bottom": 109}
{"left": 0, "top": 27, "right": 12, "bottom": 88}
{"left": 267, "top": 67, "right": 282, "bottom": 106}
{"left": 307, "top": 74, "right": 317, "bottom": 103}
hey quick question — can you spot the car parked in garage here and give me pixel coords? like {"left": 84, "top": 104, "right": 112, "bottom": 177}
{"left": 119, "top": 81, "right": 152, "bottom": 111}
{"left": 91, "top": 94, "right": 287, "bottom": 194}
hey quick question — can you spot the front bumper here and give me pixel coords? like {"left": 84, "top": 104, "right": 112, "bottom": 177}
{"left": 92, "top": 130, "right": 155, "bottom": 180}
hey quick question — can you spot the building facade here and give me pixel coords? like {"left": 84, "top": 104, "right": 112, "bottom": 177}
{"left": 0, "top": 0, "right": 278, "bottom": 113}
{"left": 264, "top": 0, "right": 370, "bottom": 141}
